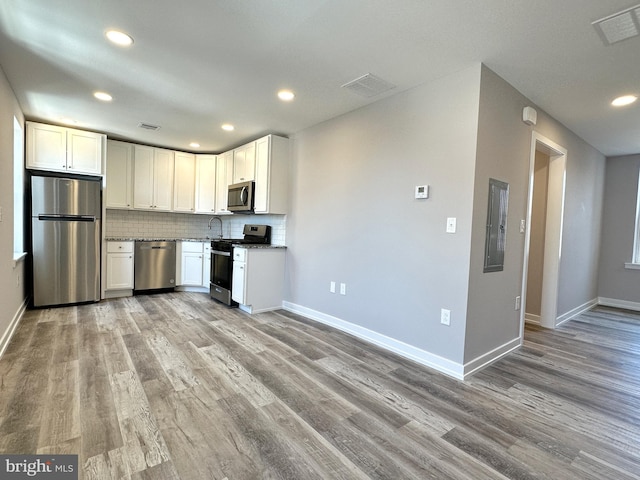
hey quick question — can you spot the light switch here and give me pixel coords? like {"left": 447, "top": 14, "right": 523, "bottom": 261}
{"left": 446, "top": 217, "right": 456, "bottom": 233}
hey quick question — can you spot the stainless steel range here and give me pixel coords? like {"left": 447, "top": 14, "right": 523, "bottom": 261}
{"left": 210, "top": 224, "right": 271, "bottom": 305}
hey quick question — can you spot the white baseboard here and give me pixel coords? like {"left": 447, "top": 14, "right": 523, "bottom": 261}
{"left": 525, "top": 313, "right": 540, "bottom": 325}
{"left": 282, "top": 301, "right": 467, "bottom": 380}
{"left": 462, "top": 336, "right": 521, "bottom": 378}
{"left": 597, "top": 297, "right": 640, "bottom": 312}
{"left": 0, "top": 298, "right": 28, "bottom": 360}
{"left": 556, "top": 298, "right": 598, "bottom": 326}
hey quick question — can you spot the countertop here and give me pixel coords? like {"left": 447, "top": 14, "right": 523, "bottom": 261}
{"left": 106, "top": 237, "right": 210, "bottom": 242}
{"left": 105, "top": 237, "right": 287, "bottom": 248}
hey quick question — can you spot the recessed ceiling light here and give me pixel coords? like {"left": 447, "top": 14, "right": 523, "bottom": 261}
{"left": 106, "top": 30, "right": 134, "bottom": 47}
{"left": 94, "top": 91, "right": 113, "bottom": 102}
{"left": 221, "top": 124, "right": 235, "bottom": 131}
{"left": 190, "top": 142, "right": 200, "bottom": 148}
{"left": 612, "top": 94, "right": 638, "bottom": 107}
{"left": 277, "top": 90, "right": 295, "bottom": 101}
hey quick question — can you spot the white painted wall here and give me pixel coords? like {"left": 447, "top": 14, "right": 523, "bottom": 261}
{"left": 285, "top": 65, "right": 482, "bottom": 367}
{"left": 0, "top": 66, "right": 27, "bottom": 355}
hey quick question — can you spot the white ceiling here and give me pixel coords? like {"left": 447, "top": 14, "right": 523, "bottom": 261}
{"left": 1, "top": 0, "right": 639, "bottom": 156}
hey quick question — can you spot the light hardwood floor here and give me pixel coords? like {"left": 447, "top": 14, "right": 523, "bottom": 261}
{"left": 0, "top": 293, "right": 638, "bottom": 479}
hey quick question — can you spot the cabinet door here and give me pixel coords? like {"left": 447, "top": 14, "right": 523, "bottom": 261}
{"left": 254, "top": 135, "right": 289, "bottom": 215}
{"left": 231, "top": 260, "right": 246, "bottom": 303}
{"left": 232, "top": 142, "right": 256, "bottom": 183}
{"left": 133, "top": 145, "right": 154, "bottom": 209}
{"left": 106, "top": 140, "right": 133, "bottom": 209}
{"left": 182, "top": 252, "right": 204, "bottom": 286}
{"left": 254, "top": 136, "right": 270, "bottom": 213}
{"left": 153, "top": 148, "right": 174, "bottom": 211}
{"left": 26, "top": 122, "right": 67, "bottom": 172}
{"left": 67, "top": 128, "right": 103, "bottom": 175}
{"left": 174, "top": 152, "right": 196, "bottom": 212}
{"left": 203, "top": 246, "right": 211, "bottom": 287}
{"left": 106, "top": 253, "right": 134, "bottom": 289}
{"left": 215, "top": 151, "right": 233, "bottom": 214}
{"left": 195, "top": 155, "right": 216, "bottom": 214}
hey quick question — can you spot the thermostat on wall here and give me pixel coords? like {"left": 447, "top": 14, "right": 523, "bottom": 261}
{"left": 415, "top": 185, "right": 429, "bottom": 199}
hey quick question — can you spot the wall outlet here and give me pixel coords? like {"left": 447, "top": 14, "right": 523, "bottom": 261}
{"left": 340, "top": 283, "right": 347, "bottom": 295}
{"left": 330, "top": 281, "right": 336, "bottom": 293}
{"left": 515, "top": 295, "right": 521, "bottom": 311}
{"left": 440, "top": 308, "right": 451, "bottom": 326}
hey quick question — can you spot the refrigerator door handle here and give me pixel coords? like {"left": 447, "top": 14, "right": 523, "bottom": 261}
{"left": 37, "top": 214, "right": 97, "bottom": 222}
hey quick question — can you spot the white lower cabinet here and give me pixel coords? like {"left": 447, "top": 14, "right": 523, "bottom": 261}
{"left": 231, "top": 247, "right": 285, "bottom": 313}
{"left": 106, "top": 242, "right": 134, "bottom": 293}
{"left": 177, "top": 241, "right": 210, "bottom": 289}
{"left": 203, "top": 244, "right": 212, "bottom": 287}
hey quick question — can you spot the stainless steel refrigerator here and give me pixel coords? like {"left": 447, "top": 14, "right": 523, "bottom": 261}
{"left": 31, "top": 175, "right": 101, "bottom": 307}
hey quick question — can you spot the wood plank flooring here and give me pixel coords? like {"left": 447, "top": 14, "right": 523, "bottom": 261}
{"left": 0, "top": 293, "right": 638, "bottom": 479}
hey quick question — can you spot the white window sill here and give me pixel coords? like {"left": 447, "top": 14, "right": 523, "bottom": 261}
{"left": 624, "top": 262, "right": 640, "bottom": 270}
{"left": 13, "top": 252, "right": 27, "bottom": 268}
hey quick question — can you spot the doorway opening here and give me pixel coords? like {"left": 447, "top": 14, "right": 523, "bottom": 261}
{"left": 521, "top": 132, "right": 567, "bottom": 336}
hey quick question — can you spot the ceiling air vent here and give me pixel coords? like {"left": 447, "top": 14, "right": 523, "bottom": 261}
{"left": 342, "top": 73, "right": 396, "bottom": 98}
{"left": 138, "top": 122, "right": 161, "bottom": 131}
{"left": 593, "top": 4, "right": 640, "bottom": 45}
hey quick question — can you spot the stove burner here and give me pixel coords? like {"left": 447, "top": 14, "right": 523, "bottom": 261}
{"left": 211, "top": 224, "right": 271, "bottom": 251}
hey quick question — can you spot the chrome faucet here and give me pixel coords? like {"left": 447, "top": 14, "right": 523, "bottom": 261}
{"left": 208, "top": 216, "right": 224, "bottom": 239}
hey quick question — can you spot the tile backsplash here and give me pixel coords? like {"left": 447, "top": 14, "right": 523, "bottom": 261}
{"left": 105, "top": 210, "right": 287, "bottom": 245}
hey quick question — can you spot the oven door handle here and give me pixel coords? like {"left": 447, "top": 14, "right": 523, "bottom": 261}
{"left": 212, "top": 250, "right": 231, "bottom": 256}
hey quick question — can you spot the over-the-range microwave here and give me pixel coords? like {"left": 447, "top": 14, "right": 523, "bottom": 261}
{"left": 227, "top": 180, "right": 255, "bottom": 213}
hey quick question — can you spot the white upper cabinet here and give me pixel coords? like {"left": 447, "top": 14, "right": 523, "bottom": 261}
{"left": 195, "top": 154, "right": 217, "bottom": 214}
{"left": 254, "top": 135, "right": 290, "bottom": 214}
{"left": 215, "top": 151, "right": 233, "bottom": 214}
{"left": 173, "top": 151, "right": 196, "bottom": 213}
{"left": 105, "top": 140, "right": 133, "bottom": 209}
{"left": 133, "top": 145, "right": 174, "bottom": 211}
{"left": 67, "top": 128, "right": 104, "bottom": 174}
{"left": 26, "top": 121, "right": 104, "bottom": 175}
{"left": 232, "top": 141, "right": 256, "bottom": 183}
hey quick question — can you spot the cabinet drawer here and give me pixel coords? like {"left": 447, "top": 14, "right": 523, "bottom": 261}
{"left": 107, "top": 241, "right": 134, "bottom": 253}
{"left": 233, "top": 248, "right": 247, "bottom": 262}
{"left": 181, "top": 241, "right": 204, "bottom": 253}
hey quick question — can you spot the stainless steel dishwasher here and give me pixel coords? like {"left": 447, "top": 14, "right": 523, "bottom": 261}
{"left": 134, "top": 240, "right": 176, "bottom": 291}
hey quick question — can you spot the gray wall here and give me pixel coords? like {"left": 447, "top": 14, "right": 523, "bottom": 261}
{"left": 525, "top": 151, "right": 550, "bottom": 318}
{"left": 465, "top": 66, "right": 533, "bottom": 363}
{"left": 597, "top": 155, "right": 640, "bottom": 303}
{"left": 465, "top": 66, "right": 605, "bottom": 363}
{"left": 0, "top": 66, "right": 27, "bottom": 351}
{"left": 287, "top": 62, "right": 606, "bottom": 371}
{"left": 533, "top": 104, "right": 605, "bottom": 319}
{"left": 286, "top": 65, "right": 482, "bottom": 364}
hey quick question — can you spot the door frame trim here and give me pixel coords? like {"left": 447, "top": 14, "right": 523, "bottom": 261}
{"left": 520, "top": 132, "right": 567, "bottom": 337}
